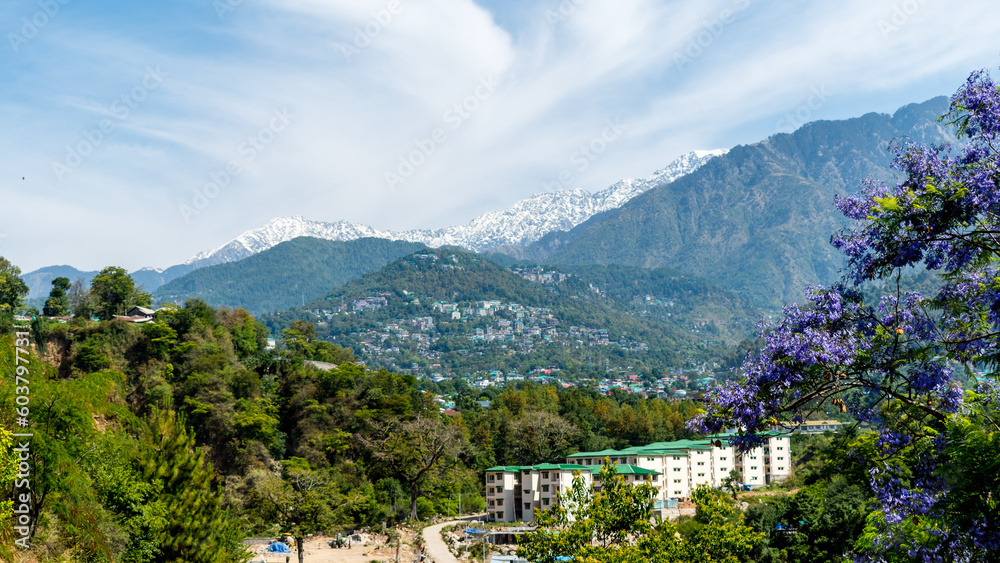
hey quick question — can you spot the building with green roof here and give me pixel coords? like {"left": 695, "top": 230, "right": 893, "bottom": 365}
{"left": 486, "top": 434, "right": 794, "bottom": 523}
{"left": 485, "top": 462, "right": 662, "bottom": 523}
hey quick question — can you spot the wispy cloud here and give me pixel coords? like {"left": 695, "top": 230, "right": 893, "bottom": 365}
{"left": 1, "top": 0, "right": 998, "bottom": 272}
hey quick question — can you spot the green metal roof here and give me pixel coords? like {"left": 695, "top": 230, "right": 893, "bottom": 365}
{"left": 485, "top": 466, "right": 530, "bottom": 472}
{"left": 530, "top": 463, "right": 592, "bottom": 471}
{"left": 568, "top": 438, "right": 720, "bottom": 459}
{"left": 488, "top": 463, "right": 595, "bottom": 473}
{"left": 566, "top": 449, "right": 622, "bottom": 458}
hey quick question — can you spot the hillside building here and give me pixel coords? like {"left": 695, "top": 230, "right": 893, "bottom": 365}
{"left": 484, "top": 434, "right": 791, "bottom": 522}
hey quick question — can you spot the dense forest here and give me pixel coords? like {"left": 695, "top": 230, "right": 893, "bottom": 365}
{"left": 0, "top": 259, "right": 720, "bottom": 561}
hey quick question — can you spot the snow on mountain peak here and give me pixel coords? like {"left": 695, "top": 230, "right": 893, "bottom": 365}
{"left": 186, "top": 150, "right": 726, "bottom": 266}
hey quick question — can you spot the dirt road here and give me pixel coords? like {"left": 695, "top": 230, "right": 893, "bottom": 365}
{"left": 422, "top": 521, "right": 462, "bottom": 563}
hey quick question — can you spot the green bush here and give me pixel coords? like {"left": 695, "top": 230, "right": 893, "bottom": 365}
{"left": 415, "top": 497, "right": 436, "bottom": 520}
{"left": 76, "top": 342, "right": 112, "bottom": 372}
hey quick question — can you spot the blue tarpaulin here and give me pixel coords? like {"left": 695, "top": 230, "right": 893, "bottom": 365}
{"left": 268, "top": 542, "right": 291, "bottom": 553}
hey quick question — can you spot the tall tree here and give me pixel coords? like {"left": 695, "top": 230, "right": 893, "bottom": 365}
{"left": 0, "top": 257, "right": 28, "bottom": 313}
{"left": 0, "top": 425, "right": 18, "bottom": 561}
{"left": 250, "top": 459, "right": 367, "bottom": 563}
{"left": 68, "top": 277, "right": 95, "bottom": 319}
{"left": 139, "top": 409, "right": 248, "bottom": 563}
{"left": 90, "top": 267, "right": 151, "bottom": 320}
{"left": 693, "top": 68, "right": 1000, "bottom": 559}
{"left": 361, "top": 416, "right": 465, "bottom": 520}
{"left": 42, "top": 276, "right": 71, "bottom": 317}
{"left": 509, "top": 410, "right": 578, "bottom": 464}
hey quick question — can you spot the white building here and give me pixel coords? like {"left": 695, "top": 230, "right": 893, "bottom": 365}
{"left": 484, "top": 463, "right": 659, "bottom": 523}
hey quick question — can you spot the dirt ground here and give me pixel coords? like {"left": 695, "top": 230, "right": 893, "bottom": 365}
{"left": 251, "top": 534, "right": 421, "bottom": 563}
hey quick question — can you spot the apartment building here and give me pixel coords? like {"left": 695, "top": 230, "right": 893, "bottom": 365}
{"left": 567, "top": 434, "right": 789, "bottom": 499}
{"left": 484, "top": 463, "right": 660, "bottom": 523}
{"left": 486, "top": 434, "right": 792, "bottom": 522}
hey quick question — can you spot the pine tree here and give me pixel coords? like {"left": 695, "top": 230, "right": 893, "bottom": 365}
{"left": 139, "top": 409, "right": 248, "bottom": 563}
{"left": 42, "top": 277, "right": 71, "bottom": 317}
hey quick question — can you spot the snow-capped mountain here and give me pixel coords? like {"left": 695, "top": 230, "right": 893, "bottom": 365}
{"left": 187, "top": 149, "right": 727, "bottom": 267}
{"left": 186, "top": 219, "right": 394, "bottom": 267}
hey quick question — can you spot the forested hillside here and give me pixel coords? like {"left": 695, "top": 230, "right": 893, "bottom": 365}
{"left": 263, "top": 249, "right": 759, "bottom": 378}
{"left": 154, "top": 237, "right": 428, "bottom": 315}
{"left": 0, "top": 293, "right": 709, "bottom": 561}
{"left": 521, "top": 97, "right": 955, "bottom": 307}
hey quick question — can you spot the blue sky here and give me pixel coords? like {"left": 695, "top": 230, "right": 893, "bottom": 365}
{"left": 2, "top": 0, "right": 998, "bottom": 272}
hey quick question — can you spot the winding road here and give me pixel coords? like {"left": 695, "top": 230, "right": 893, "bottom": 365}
{"left": 422, "top": 515, "right": 487, "bottom": 563}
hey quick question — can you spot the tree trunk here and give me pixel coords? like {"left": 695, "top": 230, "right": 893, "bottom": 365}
{"left": 296, "top": 536, "right": 305, "bottom": 563}
{"left": 410, "top": 487, "right": 419, "bottom": 521}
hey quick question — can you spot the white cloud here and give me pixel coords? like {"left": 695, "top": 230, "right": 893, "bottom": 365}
{"left": 1, "top": 0, "right": 999, "bottom": 272}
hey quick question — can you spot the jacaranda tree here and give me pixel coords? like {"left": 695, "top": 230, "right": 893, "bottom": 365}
{"left": 692, "top": 68, "right": 1000, "bottom": 561}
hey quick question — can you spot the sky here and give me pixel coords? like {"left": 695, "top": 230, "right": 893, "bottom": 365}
{"left": 2, "top": 0, "right": 999, "bottom": 273}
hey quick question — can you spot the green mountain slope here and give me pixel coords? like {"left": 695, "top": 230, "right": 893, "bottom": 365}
{"left": 265, "top": 249, "right": 760, "bottom": 376}
{"left": 521, "top": 97, "right": 954, "bottom": 308}
{"left": 154, "top": 237, "right": 427, "bottom": 314}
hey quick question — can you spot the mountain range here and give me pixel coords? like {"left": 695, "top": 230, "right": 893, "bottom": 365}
{"left": 22, "top": 150, "right": 724, "bottom": 299}
{"left": 183, "top": 149, "right": 726, "bottom": 267}
{"left": 154, "top": 238, "right": 427, "bottom": 314}
{"left": 518, "top": 97, "right": 954, "bottom": 306}
{"left": 25, "top": 97, "right": 955, "bottom": 314}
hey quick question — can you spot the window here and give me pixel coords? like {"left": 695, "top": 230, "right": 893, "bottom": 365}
{"left": 543, "top": 498, "right": 550, "bottom": 506}
{"left": 778, "top": 467, "right": 785, "bottom": 471}
{"left": 751, "top": 477, "right": 758, "bottom": 481}
{"left": 673, "top": 468, "right": 681, "bottom": 472}
{"left": 697, "top": 473, "right": 705, "bottom": 477}
{"left": 497, "top": 512, "right": 504, "bottom": 519}
{"left": 697, "top": 462, "right": 705, "bottom": 466}
{"left": 542, "top": 472, "right": 549, "bottom": 479}
{"left": 497, "top": 487, "right": 504, "bottom": 493}
{"left": 674, "top": 490, "right": 682, "bottom": 495}
{"left": 673, "top": 479, "right": 681, "bottom": 484}
{"left": 541, "top": 485, "right": 549, "bottom": 493}
{"left": 524, "top": 502, "right": 531, "bottom": 509}
{"left": 777, "top": 446, "right": 784, "bottom": 451}
{"left": 751, "top": 466, "right": 758, "bottom": 470}
{"left": 497, "top": 499, "right": 503, "bottom": 506}
{"left": 673, "top": 456, "right": 680, "bottom": 461}
{"left": 720, "top": 467, "right": 727, "bottom": 472}
{"left": 750, "top": 456, "right": 757, "bottom": 460}
{"left": 777, "top": 456, "right": 784, "bottom": 461}
{"left": 647, "top": 457, "right": 654, "bottom": 461}
{"left": 720, "top": 456, "right": 727, "bottom": 461}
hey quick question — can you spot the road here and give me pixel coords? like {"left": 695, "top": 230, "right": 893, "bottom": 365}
{"left": 422, "top": 515, "right": 486, "bottom": 563}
